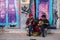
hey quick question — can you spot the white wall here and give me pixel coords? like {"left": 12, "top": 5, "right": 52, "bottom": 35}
{"left": 20, "top": 0, "right": 30, "bottom": 31}
{"left": 57, "top": 0, "right": 60, "bottom": 29}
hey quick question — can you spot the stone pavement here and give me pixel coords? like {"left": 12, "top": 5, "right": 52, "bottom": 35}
{"left": 0, "top": 33, "right": 60, "bottom": 40}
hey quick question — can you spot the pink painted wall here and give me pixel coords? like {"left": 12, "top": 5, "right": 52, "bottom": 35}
{"left": 39, "top": 2, "right": 48, "bottom": 19}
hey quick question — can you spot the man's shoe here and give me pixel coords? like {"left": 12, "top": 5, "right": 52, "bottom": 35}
{"left": 42, "top": 35, "right": 45, "bottom": 37}
{"left": 28, "top": 34, "right": 31, "bottom": 37}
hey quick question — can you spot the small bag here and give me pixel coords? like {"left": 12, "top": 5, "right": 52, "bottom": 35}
{"left": 32, "top": 32, "right": 39, "bottom": 36}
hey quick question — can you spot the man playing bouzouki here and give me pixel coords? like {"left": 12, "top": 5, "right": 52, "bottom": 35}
{"left": 38, "top": 15, "right": 49, "bottom": 37}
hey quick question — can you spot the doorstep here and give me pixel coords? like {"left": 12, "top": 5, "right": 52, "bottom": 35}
{"left": 0, "top": 29, "right": 60, "bottom": 34}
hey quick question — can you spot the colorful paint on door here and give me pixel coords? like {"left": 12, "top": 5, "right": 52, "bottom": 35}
{"left": 8, "top": 0, "right": 16, "bottom": 23}
{"left": 0, "top": 0, "right": 19, "bottom": 26}
{"left": 0, "top": 0, "right": 6, "bottom": 25}
{"left": 38, "top": 0, "right": 49, "bottom": 19}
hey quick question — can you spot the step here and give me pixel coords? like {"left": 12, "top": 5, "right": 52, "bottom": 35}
{"left": 0, "top": 29, "right": 60, "bottom": 34}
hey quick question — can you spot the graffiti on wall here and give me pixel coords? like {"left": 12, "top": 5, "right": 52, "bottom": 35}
{"left": 20, "top": 4, "right": 29, "bottom": 30}
{"left": 21, "top": 6, "right": 30, "bottom": 15}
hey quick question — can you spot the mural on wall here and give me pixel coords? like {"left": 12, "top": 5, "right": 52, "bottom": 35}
{"left": 30, "top": 0, "right": 35, "bottom": 18}
{"left": 38, "top": 0, "right": 49, "bottom": 19}
{"left": 8, "top": 0, "right": 16, "bottom": 23}
{"left": 21, "top": 6, "right": 30, "bottom": 15}
{"left": 0, "top": 0, "right": 6, "bottom": 23}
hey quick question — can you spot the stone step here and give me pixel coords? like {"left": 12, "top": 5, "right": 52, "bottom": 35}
{"left": 0, "top": 29, "right": 60, "bottom": 34}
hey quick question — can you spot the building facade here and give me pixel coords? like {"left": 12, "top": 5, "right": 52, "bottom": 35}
{"left": 0, "top": 0, "right": 59, "bottom": 32}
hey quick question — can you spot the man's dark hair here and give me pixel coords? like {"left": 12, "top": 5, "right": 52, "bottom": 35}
{"left": 41, "top": 15, "right": 46, "bottom": 18}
